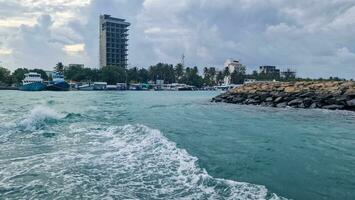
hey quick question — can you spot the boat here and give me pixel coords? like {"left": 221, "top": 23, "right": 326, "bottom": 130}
{"left": 78, "top": 83, "right": 94, "bottom": 91}
{"left": 93, "top": 82, "right": 107, "bottom": 90}
{"left": 46, "top": 72, "right": 70, "bottom": 91}
{"left": 106, "top": 85, "right": 118, "bottom": 90}
{"left": 19, "top": 72, "right": 46, "bottom": 91}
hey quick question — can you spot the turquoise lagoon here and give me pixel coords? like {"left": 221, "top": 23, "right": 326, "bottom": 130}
{"left": 0, "top": 91, "right": 354, "bottom": 199}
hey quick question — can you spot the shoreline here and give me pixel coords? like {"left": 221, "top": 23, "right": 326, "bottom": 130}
{"left": 0, "top": 86, "right": 18, "bottom": 90}
{"left": 212, "top": 81, "right": 355, "bottom": 111}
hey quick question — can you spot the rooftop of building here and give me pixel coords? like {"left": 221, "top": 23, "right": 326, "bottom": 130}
{"left": 100, "top": 14, "right": 130, "bottom": 26}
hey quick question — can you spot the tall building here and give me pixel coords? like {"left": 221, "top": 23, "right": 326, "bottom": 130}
{"left": 223, "top": 59, "right": 246, "bottom": 85}
{"left": 99, "top": 14, "right": 130, "bottom": 68}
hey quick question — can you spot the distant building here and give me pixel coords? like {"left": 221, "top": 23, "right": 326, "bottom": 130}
{"left": 69, "top": 64, "right": 84, "bottom": 68}
{"left": 223, "top": 59, "right": 246, "bottom": 85}
{"left": 99, "top": 14, "right": 130, "bottom": 68}
{"left": 259, "top": 66, "right": 280, "bottom": 76}
{"left": 281, "top": 68, "right": 297, "bottom": 79}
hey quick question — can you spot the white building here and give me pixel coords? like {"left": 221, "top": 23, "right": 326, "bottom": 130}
{"left": 223, "top": 59, "right": 246, "bottom": 85}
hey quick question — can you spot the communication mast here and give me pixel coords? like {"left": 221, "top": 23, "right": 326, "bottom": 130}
{"left": 181, "top": 54, "right": 185, "bottom": 67}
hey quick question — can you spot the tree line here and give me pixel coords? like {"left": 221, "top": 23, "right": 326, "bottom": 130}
{"left": 0, "top": 63, "right": 206, "bottom": 87}
{"left": 0, "top": 67, "right": 49, "bottom": 86}
{"left": 64, "top": 63, "right": 206, "bottom": 87}
{"left": 0, "top": 63, "right": 350, "bottom": 87}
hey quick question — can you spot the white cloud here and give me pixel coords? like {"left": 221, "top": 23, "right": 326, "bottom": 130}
{"left": 0, "top": 48, "right": 12, "bottom": 55}
{"left": 63, "top": 44, "right": 85, "bottom": 55}
{"left": 0, "top": 17, "right": 37, "bottom": 28}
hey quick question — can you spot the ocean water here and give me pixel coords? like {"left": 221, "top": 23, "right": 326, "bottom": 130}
{"left": 0, "top": 91, "right": 354, "bottom": 200}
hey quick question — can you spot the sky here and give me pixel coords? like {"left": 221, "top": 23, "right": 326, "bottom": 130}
{"left": 0, "top": 0, "right": 354, "bottom": 79}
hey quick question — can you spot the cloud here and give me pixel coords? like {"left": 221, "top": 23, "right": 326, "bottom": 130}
{"left": 0, "top": 17, "right": 37, "bottom": 28}
{"left": 63, "top": 44, "right": 85, "bottom": 55}
{"left": 0, "top": 48, "right": 12, "bottom": 55}
{"left": 0, "top": 0, "right": 354, "bottom": 79}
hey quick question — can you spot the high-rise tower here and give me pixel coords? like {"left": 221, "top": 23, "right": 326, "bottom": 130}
{"left": 99, "top": 14, "right": 130, "bottom": 68}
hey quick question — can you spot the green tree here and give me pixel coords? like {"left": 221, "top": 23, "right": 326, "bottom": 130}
{"left": 12, "top": 68, "right": 29, "bottom": 83}
{"left": 64, "top": 65, "right": 99, "bottom": 82}
{"left": 148, "top": 63, "right": 176, "bottom": 84}
{"left": 230, "top": 70, "right": 245, "bottom": 84}
{"left": 174, "top": 63, "right": 184, "bottom": 83}
{"left": 0, "top": 66, "right": 12, "bottom": 85}
{"left": 203, "top": 67, "right": 217, "bottom": 86}
{"left": 127, "top": 67, "right": 139, "bottom": 83}
{"left": 230, "top": 65, "right": 246, "bottom": 84}
{"left": 55, "top": 62, "right": 64, "bottom": 73}
{"left": 183, "top": 66, "right": 203, "bottom": 87}
{"left": 223, "top": 67, "right": 230, "bottom": 77}
{"left": 216, "top": 71, "right": 224, "bottom": 85}
{"left": 138, "top": 68, "right": 149, "bottom": 83}
{"left": 101, "top": 66, "right": 126, "bottom": 84}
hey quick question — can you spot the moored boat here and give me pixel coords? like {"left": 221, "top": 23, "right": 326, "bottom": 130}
{"left": 46, "top": 72, "right": 70, "bottom": 91}
{"left": 19, "top": 72, "right": 46, "bottom": 91}
{"left": 78, "top": 84, "right": 94, "bottom": 91}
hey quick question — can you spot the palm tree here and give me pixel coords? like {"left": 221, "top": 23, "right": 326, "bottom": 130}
{"left": 55, "top": 62, "right": 64, "bottom": 73}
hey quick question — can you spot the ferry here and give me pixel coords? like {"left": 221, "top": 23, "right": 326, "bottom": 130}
{"left": 46, "top": 72, "right": 70, "bottom": 91}
{"left": 19, "top": 72, "right": 46, "bottom": 91}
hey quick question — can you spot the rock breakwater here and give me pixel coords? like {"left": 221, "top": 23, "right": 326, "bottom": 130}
{"left": 212, "top": 81, "right": 355, "bottom": 111}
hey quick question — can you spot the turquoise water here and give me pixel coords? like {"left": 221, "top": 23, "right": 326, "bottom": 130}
{"left": 0, "top": 91, "right": 354, "bottom": 199}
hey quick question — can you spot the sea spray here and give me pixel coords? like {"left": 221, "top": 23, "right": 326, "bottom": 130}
{"left": 19, "top": 105, "right": 65, "bottom": 130}
{"left": 0, "top": 123, "right": 285, "bottom": 199}
{"left": 71, "top": 124, "right": 285, "bottom": 200}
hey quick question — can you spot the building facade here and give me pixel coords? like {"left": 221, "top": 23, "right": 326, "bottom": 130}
{"left": 223, "top": 59, "right": 246, "bottom": 85}
{"left": 259, "top": 66, "right": 280, "bottom": 76}
{"left": 99, "top": 14, "right": 130, "bottom": 68}
{"left": 281, "top": 68, "right": 297, "bottom": 79}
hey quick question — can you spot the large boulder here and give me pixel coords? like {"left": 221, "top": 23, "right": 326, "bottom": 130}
{"left": 344, "top": 89, "right": 355, "bottom": 97}
{"left": 303, "top": 98, "right": 313, "bottom": 108}
{"left": 287, "top": 98, "right": 303, "bottom": 106}
{"left": 265, "top": 97, "right": 274, "bottom": 102}
{"left": 322, "top": 105, "right": 345, "bottom": 110}
{"left": 274, "top": 96, "right": 284, "bottom": 103}
{"left": 214, "top": 81, "right": 354, "bottom": 111}
{"left": 346, "top": 99, "right": 355, "bottom": 107}
{"left": 284, "top": 87, "right": 297, "bottom": 93}
{"left": 244, "top": 99, "right": 260, "bottom": 105}
{"left": 276, "top": 102, "right": 288, "bottom": 108}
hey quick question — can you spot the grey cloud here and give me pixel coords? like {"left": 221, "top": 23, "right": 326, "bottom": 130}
{"left": 0, "top": 0, "right": 354, "bottom": 79}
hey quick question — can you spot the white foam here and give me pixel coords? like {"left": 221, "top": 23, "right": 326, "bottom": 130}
{"left": 19, "top": 105, "right": 65, "bottom": 130}
{"left": 89, "top": 124, "right": 286, "bottom": 200}
{"left": 0, "top": 124, "right": 287, "bottom": 199}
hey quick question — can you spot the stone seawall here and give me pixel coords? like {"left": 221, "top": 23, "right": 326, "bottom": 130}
{"left": 212, "top": 81, "right": 355, "bottom": 111}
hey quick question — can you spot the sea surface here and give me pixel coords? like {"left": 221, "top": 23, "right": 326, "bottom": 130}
{"left": 0, "top": 91, "right": 354, "bottom": 200}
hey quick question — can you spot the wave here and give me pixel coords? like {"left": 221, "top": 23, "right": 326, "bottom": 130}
{"left": 0, "top": 123, "right": 286, "bottom": 199}
{"left": 18, "top": 105, "right": 65, "bottom": 130}
{"left": 69, "top": 124, "right": 285, "bottom": 199}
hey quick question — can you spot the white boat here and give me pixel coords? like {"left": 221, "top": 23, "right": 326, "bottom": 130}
{"left": 93, "top": 82, "right": 107, "bottom": 90}
{"left": 19, "top": 72, "right": 46, "bottom": 91}
{"left": 78, "top": 84, "right": 94, "bottom": 91}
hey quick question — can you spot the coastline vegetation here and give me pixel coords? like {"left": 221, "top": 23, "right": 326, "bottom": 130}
{"left": 0, "top": 63, "right": 351, "bottom": 87}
